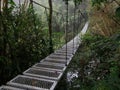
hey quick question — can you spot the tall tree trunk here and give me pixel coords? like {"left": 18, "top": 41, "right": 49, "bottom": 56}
{"left": 48, "top": 0, "right": 53, "bottom": 54}
{"left": 3, "top": 0, "right": 8, "bottom": 56}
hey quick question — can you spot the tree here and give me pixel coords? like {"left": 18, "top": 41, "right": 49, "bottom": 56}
{"left": 48, "top": 0, "right": 53, "bottom": 54}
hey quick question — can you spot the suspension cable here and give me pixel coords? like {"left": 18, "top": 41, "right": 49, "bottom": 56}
{"left": 70, "top": 17, "right": 74, "bottom": 54}
{"left": 44, "top": 8, "right": 49, "bottom": 36}
{"left": 77, "top": 11, "right": 79, "bottom": 45}
{"left": 74, "top": 8, "right": 77, "bottom": 49}
{"left": 78, "top": 9, "right": 85, "bottom": 20}
{"left": 65, "top": 1, "right": 68, "bottom": 66}
{"left": 61, "top": 15, "right": 66, "bottom": 44}
{"left": 30, "top": 0, "right": 40, "bottom": 60}
{"left": 73, "top": 8, "right": 76, "bottom": 52}
{"left": 44, "top": 8, "right": 49, "bottom": 21}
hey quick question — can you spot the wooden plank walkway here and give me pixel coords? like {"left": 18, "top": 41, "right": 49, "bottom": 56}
{"left": 0, "top": 22, "right": 89, "bottom": 90}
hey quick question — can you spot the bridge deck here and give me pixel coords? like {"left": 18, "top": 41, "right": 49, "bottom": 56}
{"left": 0, "top": 22, "right": 89, "bottom": 90}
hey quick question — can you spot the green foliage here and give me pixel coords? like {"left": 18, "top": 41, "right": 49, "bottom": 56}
{"left": 66, "top": 32, "right": 120, "bottom": 90}
{"left": 53, "top": 32, "right": 65, "bottom": 49}
{"left": 0, "top": 56, "right": 14, "bottom": 85}
{"left": 63, "top": 0, "right": 120, "bottom": 89}
{"left": 82, "top": 33, "right": 104, "bottom": 46}
{"left": 0, "top": 0, "right": 69, "bottom": 85}
{"left": 73, "top": 0, "right": 83, "bottom": 6}
{"left": 91, "top": 0, "right": 107, "bottom": 6}
{"left": 0, "top": 1, "right": 50, "bottom": 85}
{"left": 115, "top": 7, "right": 120, "bottom": 20}
{"left": 92, "top": 80, "right": 111, "bottom": 90}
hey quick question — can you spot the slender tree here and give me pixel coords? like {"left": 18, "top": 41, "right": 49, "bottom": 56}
{"left": 2, "top": 0, "right": 8, "bottom": 56}
{"left": 48, "top": 0, "right": 53, "bottom": 54}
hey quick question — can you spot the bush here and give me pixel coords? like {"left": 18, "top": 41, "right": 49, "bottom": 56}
{"left": 0, "top": 2, "right": 50, "bottom": 85}
{"left": 67, "top": 32, "right": 120, "bottom": 90}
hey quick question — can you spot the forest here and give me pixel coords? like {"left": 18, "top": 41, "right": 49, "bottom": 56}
{"left": 62, "top": 0, "right": 120, "bottom": 90}
{"left": 0, "top": 0, "right": 120, "bottom": 90}
{"left": 0, "top": 0, "right": 85, "bottom": 86}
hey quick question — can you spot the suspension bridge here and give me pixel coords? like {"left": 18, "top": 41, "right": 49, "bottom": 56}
{"left": 0, "top": 0, "right": 89, "bottom": 90}
{"left": 0, "top": 22, "right": 88, "bottom": 90}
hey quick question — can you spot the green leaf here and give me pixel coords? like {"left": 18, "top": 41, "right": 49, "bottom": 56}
{"left": 91, "top": 0, "right": 107, "bottom": 6}
{"left": 8, "top": 0, "right": 16, "bottom": 6}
